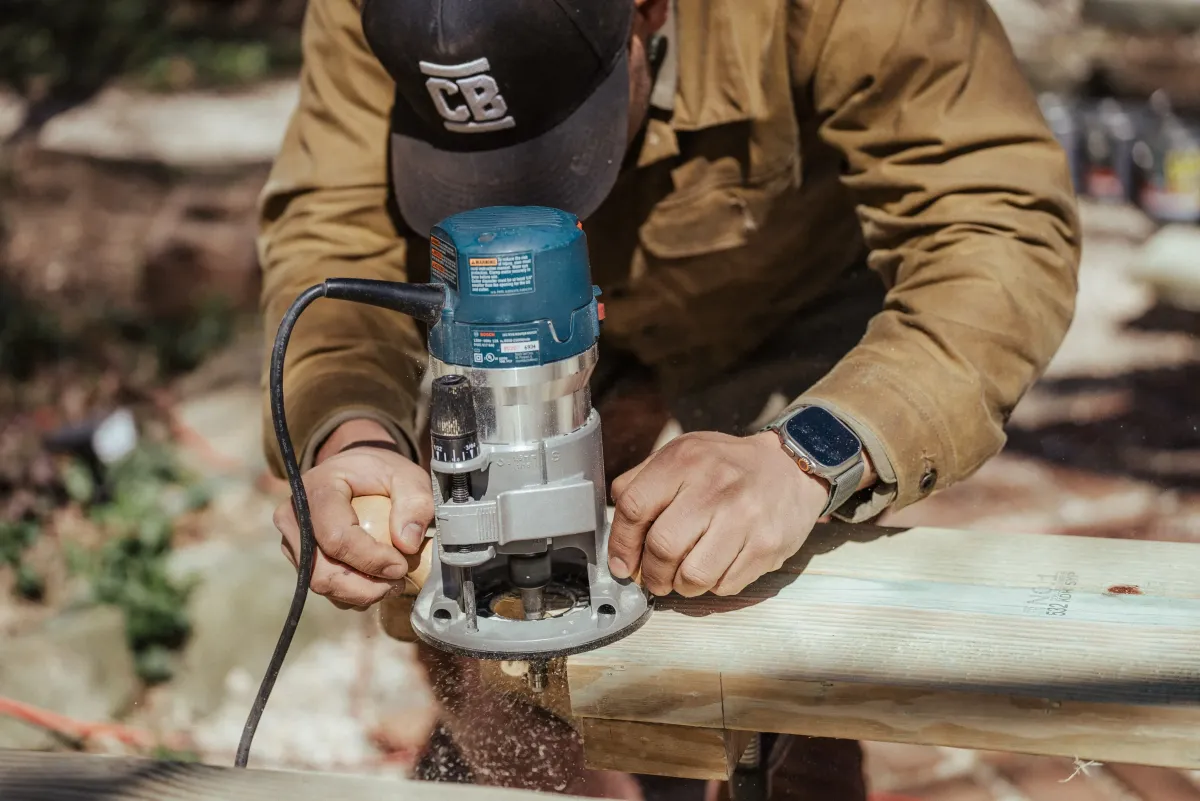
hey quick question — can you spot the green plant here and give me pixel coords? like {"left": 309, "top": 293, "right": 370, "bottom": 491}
{"left": 76, "top": 442, "right": 210, "bottom": 683}
{"left": 151, "top": 745, "right": 201, "bottom": 763}
{"left": 0, "top": 519, "right": 43, "bottom": 600}
{"left": 112, "top": 296, "right": 238, "bottom": 376}
{"left": 152, "top": 296, "right": 238, "bottom": 374}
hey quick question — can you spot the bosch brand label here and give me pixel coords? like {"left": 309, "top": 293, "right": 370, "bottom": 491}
{"left": 469, "top": 252, "right": 534, "bottom": 296}
{"left": 430, "top": 236, "right": 459, "bottom": 289}
{"left": 471, "top": 327, "right": 541, "bottom": 366}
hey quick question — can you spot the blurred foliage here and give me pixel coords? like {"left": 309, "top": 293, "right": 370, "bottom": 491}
{"left": 70, "top": 442, "right": 211, "bottom": 684}
{"left": 135, "top": 38, "right": 301, "bottom": 93}
{"left": 113, "top": 295, "right": 239, "bottom": 375}
{"left": 0, "top": 0, "right": 169, "bottom": 102}
{"left": 151, "top": 297, "right": 239, "bottom": 375}
{"left": 1, "top": 0, "right": 305, "bottom": 130}
{"left": 0, "top": 276, "right": 236, "bottom": 386}
{"left": 151, "top": 745, "right": 202, "bottom": 763}
{"left": 0, "top": 280, "right": 69, "bottom": 382}
{"left": 0, "top": 519, "right": 44, "bottom": 601}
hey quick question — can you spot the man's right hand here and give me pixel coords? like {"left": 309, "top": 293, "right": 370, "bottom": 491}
{"left": 274, "top": 419, "right": 433, "bottom": 609}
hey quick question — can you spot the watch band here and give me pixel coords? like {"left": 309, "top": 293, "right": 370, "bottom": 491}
{"left": 823, "top": 457, "right": 864, "bottom": 518}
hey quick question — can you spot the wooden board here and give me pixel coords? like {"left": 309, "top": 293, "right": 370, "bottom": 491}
{"left": 579, "top": 720, "right": 753, "bottom": 780}
{"left": 568, "top": 522, "right": 1200, "bottom": 770}
{"left": 0, "top": 750, "right": 592, "bottom": 801}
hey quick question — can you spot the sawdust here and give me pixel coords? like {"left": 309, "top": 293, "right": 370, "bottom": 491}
{"left": 419, "top": 655, "right": 594, "bottom": 794}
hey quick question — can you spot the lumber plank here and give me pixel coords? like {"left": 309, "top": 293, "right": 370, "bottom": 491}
{"left": 568, "top": 522, "right": 1200, "bottom": 770}
{"left": 579, "top": 719, "right": 752, "bottom": 780}
{"left": 0, "top": 750, "right": 591, "bottom": 801}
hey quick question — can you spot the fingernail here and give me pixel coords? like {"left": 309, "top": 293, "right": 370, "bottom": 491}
{"left": 383, "top": 563, "right": 410, "bottom": 580}
{"left": 400, "top": 523, "right": 425, "bottom": 551}
{"left": 609, "top": 557, "right": 629, "bottom": 579}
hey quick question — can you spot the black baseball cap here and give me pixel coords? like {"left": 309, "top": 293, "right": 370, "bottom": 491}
{"left": 361, "top": 0, "right": 636, "bottom": 236}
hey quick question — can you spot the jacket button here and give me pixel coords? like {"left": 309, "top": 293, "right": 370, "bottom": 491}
{"left": 919, "top": 469, "right": 938, "bottom": 494}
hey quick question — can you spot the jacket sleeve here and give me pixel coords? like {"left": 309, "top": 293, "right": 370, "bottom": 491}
{"left": 258, "top": 0, "right": 427, "bottom": 478}
{"left": 791, "top": 0, "right": 1082, "bottom": 518}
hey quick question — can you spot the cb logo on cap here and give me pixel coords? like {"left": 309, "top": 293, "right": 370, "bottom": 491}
{"left": 420, "top": 58, "right": 515, "bottom": 134}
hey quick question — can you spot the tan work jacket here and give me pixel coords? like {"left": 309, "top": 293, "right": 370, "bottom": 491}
{"left": 259, "top": 0, "right": 1081, "bottom": 520}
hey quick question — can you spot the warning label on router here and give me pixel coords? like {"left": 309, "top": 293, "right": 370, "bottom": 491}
{"left": 430, "top": 236, "right": 458, "bottom": 289}
{"left": 471, "top": 327, "right": 541, "bottom": 366}
{"left": 469, "top": 252, "right": 534, "bottom": 296}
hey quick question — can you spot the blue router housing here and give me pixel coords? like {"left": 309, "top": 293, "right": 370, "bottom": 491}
{"left": 426, "top": 206, "right": 602, "bottom": 369}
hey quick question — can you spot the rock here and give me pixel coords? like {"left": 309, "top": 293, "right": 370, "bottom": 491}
{"left": 1040, "top": 220, "right": 1200, "bottom": 379}
{"left": 187, "top": 630, "right": 435, "bottom": 771}
{"left": 172, "top": 385, "right": 267, "bottom": 479}
{"left": 1129, "top": 224, "right": 1200, "bottom": 311}
{"left": 0, "top": 606, "right": 138, "bottom": 750}
{"left": 153, "top": 539, "right": 350, "bottom": 731}
{"left": 36, "top": 81, "right": 299, "bottom": 168}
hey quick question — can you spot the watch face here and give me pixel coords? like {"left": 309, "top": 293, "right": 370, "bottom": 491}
{"left": 784, "top": 407, "right": 861, "bottom": 469}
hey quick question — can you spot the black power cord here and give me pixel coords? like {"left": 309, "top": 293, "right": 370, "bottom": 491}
{"left": 235, "top": 278, "right": 445, "bottom": 768}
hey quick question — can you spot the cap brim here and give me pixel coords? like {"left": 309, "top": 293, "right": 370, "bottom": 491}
{"left": 390, "top": 50, "right": 631, "bottom": 237}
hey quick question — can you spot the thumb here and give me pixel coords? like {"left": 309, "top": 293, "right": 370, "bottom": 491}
{"left": 351, "top": 494, "right": 428, "bottom": 585}
{"left": 389, "top": 460, "right": 436, "bottom": 553}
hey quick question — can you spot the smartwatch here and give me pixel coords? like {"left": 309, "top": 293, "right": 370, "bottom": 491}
{"left": 763, "top": 406, "right": 865, "bottom": 519}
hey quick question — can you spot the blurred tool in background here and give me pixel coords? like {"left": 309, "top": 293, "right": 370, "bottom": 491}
{"left": 1041, "top": 87, "right": 1200, "bottom": 225}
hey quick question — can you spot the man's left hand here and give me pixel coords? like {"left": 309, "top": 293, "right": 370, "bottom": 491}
{"left": 606, "top": 431, "right": 853, "bottom": 598}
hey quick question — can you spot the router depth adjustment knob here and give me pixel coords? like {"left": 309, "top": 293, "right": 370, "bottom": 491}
{"left": 431, "top": 374, "right": 479, "bottom": 463}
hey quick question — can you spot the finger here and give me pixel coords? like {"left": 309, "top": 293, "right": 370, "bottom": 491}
{"left": 308, "top": 482, "right": 411, "bottom": 580}
{"left": 611, "top": 431, "right": 727, "bottom": 500}
{"left": 274, "top": 499, "right": 301, "bottom": 560}
{"left": 608, "top": 455, "right": 685, "bottom": 580}
{"left": 610, "top": 453, "right": 653, "bottom": 501}
{"left": 309, "top": 550, "right": 398, "bottom": 608}
{"left": 639, "top": 498, "right": 712, "bottom": 596}
{"left": 284, "top": 525, "right": 397, "bottom": 608}
{"left": 282, "top": 521, "right": 394, "bottom": 608}
{"left": 389, "top": 466, "right": 436, "bottom": 553}
{"left": 711, "top": 520, "right": 783, "bottom": 597}
{"left": 280, "top": 536, "right": 297, "bottom": 570}
{"left": 673, "top": 514, "right": 746, "bottom": 598}
{"left": 276, "top": 479, "right": 406, "bottom": 582}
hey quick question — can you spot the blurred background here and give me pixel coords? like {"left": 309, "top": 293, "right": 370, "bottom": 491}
{"left": 1, "top": 1, "right": 1199, "bottom": 799}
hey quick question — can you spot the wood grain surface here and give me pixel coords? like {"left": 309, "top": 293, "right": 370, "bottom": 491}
{"left": 567, "top": 521, "right": 1200, "bottom": 770}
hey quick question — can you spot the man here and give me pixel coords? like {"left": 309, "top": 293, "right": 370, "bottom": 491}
{"left": 260, "top": 0, "right": 1081, "bottom": 797}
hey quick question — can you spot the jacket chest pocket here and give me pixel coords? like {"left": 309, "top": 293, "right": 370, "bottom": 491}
{"left": 638, "top": 154, "right": 796, "bottom": 267}
{"left": 636, "top": 126, "right": 799, "bottom": 264}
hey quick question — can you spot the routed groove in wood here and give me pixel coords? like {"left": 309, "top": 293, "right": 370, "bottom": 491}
{"left": 0, "top": 750, "right": 591, "bottom": 801}
{"left": 566, "top": 521, "right": 1200, "bottom": 772}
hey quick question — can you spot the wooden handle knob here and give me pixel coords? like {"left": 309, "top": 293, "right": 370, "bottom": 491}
{"left": 351, "top": 495, "right": 434, "bottom": 595}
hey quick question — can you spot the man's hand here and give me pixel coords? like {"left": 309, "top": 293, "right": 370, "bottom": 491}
{"left": 607, "top": 431, "right": 863, "bottom": 598}
{"left": 274, "top": 419, "right": 433, "bottom": 608}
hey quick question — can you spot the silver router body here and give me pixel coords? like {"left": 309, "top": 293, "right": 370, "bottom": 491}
{"left": 409, "top": 345, "right": 652, "bottom": 659}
